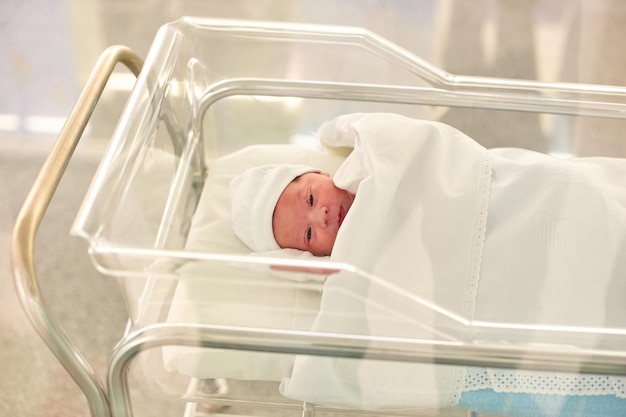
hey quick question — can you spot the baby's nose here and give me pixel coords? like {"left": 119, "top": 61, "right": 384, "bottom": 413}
{"left": 317, "top": 206, "right": 329, "bottom": 228}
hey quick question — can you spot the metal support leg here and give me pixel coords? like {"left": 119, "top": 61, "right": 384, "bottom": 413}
{"left": 302, "top": 402, "right": 316, "bottom": 417}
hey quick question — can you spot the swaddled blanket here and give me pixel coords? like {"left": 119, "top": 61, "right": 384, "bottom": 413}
{"left": 282, "top": 113, "right": 493, "bottom": 408}
{"left": 280, "top": 113, "right": 626, "bottom": 412}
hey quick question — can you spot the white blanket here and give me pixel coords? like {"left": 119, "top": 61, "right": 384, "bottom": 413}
{"left": 281, "top": 113, "right": 493, "bottom": 408}
{"left": 280, "top": 113, "right": 626, "bottom": 409}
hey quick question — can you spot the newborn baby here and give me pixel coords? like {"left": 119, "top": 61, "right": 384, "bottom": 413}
{"left": 230, "top": 165, "right": 355, "bottom": 256}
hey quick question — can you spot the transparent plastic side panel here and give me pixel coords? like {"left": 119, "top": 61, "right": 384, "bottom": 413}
{"left": 119, "top": 259, "right": 626, "bottom": 416}
{"left": 72, "top": 21, "right": 199, "bottom": 252}
{"left": 127, "top": 350, "right": 472, "bottom": 417}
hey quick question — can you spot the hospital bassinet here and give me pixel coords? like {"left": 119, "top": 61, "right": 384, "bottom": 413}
{"left": 12, "top": 17, "right": 626, "bottom": 417}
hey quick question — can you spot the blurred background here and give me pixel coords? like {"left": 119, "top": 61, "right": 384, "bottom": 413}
{"left": 2, "top": 1, "right": 626, "bottom": 416}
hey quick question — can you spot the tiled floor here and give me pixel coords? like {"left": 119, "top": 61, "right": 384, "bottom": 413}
{"left": 2, "top": 1, "right": 626, "bottom": 416}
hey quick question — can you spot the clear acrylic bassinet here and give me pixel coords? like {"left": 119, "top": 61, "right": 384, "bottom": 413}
{"left": 12, "top": 17, "right": 626, "bottom": 417}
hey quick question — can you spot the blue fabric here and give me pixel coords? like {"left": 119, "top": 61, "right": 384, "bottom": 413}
{"left": 458, "top": 389, "right": 626, "bottom": 417}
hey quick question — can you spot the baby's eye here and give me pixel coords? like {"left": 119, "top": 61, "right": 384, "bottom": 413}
{"left": 309, "top": 193, "right": 314, "bottom": 207}
{"left": 306, "top": 227, "right": 312, "bottom": 241}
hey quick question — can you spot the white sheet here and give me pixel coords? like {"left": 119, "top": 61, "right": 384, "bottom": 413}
{"left": 281, "top": 113, "right": 626, "bottom": 409}
{"left": 163, "top": 144, "right": 345, "bottom": 380}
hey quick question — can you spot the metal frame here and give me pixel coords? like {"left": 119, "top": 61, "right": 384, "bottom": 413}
{"left": 11, "top": 45, "right": 143, "bottom": 417}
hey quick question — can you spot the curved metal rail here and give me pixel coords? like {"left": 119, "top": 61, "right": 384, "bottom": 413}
{"left": 11, "top": 45, "right": 143, "bottom": 417}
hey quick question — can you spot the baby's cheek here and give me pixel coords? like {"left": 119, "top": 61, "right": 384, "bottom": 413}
{"left": 326, "top": 230, "right": 338, "bottom": 251}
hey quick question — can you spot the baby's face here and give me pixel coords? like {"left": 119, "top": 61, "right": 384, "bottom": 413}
{"left": 272, "top": 172, "right": 354, "bottom": 256}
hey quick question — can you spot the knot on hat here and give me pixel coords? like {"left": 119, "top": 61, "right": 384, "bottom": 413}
{"left": 230, "top": 164, "right": 319, "bottom": 252}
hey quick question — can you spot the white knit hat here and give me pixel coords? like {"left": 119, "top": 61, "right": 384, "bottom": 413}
{"left": 230, "top": 164, "right": 319, "bottom": 252}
